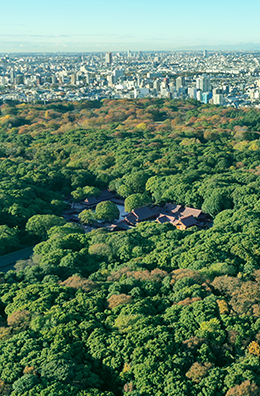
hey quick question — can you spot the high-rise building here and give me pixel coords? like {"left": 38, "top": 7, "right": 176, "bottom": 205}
{"left": 213, "top": 93, "right": 224, "bottom": 105}
{"left": 196, "top": 90, "right": 202, "bottom": 101}
{"left": 0, "top": 76, "right": 6, "bottom": 86}
{"left": 212, "top": 88, "right": 222, "bottom": 95}
{"left": 176, "top": 76, "right": 185, "bottom": 90}
{"left": 196, "top": 76, "right": 211, "bottom": 92}
{"left": 113, "top": 69, "right": 124, "bottom": 81}
{"left": 163, "top": 77, "right": 169, "bottom": 87}
{"left": 169, "top": 82, "right": 176, "bottom": 94}
{"left": 16, "top": 74, "right": 24, "bottom": 85}
{"left": 222, "top": 85, "right": 229, "bottom": 94}
{"left": 161, "top": 80, "right": 168, "bottom": 90}
{"left": 86, "top": 74, "right": 91, "bottom": 84}
{"left": 188, "top": 87, "right": 197, "bottom": 99}
{"left": 10, "top": 69, "right": 15, "bottom": 83}
{"left": 36, "top": 76, "right": 42, "bottom": 85}
{"left": 71, "top": 73, "right": 76, "bottom": 85}
{"left": 105, "top": 52, "right": 112, "bottom": 64}
{"left": 107, "top": 75, "right": 115, "bottom": 86}
{"left": 127, "top": 50, "right": 131, "bottom": 58}
{"left": 202, "top": 92, "right": 212, "bottom": 104}
{"left": 153, "top": 79, "right": 160, "bottom": 92}
{"left": 134, "top": 87, "right": 149, "bottom": 98}
{"left": 204, "top": 50, "right": 208, "bottom": 58}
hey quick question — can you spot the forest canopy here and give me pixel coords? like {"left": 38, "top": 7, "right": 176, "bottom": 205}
{"left": 0, "top": 99, "right": 260, "bottom": 395}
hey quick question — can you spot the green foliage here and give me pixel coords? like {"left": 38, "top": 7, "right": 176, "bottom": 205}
{"left": 1, "top": 99, "right": 260, "bottom": 395}
{"left": 79, "top": 209, "right": 96, "bottom": 225}
{"left": 25, "top": 214, "right": 66, "bottom": 239}
{"left": 202, "top": 189, "right": 233, "bottom": 216}
{"left": 124, "top": 193, "right": 151, "bottom": 212}
{"left": 95, "top": 201, "right": 119, "bottom": 222}
{"left": 12, "top": 374, "right": 39, "bottom": 394}
{"left": 0, "top": 225, "right": 20, "bottom": 255}
{"left": 71, "top": 186, "right": 101, "bottom": 201}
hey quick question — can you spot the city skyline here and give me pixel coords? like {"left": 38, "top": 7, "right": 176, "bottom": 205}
{"left": 1, "top": 0, "right": 260, "bottom": 53}
{"left": 1, "top": 50, "right": 260, "bottom": 109}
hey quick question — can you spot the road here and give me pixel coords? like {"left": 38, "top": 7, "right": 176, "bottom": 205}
{"left": 0, "top": 247, "right": 34, "bottom": 273}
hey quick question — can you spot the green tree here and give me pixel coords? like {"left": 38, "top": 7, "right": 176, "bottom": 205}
{"left": 0, "top": 225, "right": 20, "bottom": 255}
{"left": 202, "top": 189, "right": 233, "bottom": 217}
{"left": 124, "top": 193, "right": 151, "bottom": 212}
{"left": 71, "top": 186, "right": 101, "bottom": 201}
{"left": 123, "top": 171, "right": 149, "bottom": 194}
{"left": 25, "top": 214, "right": 66, "bottom": 239}
{"left": 40, "top": 359, "right": 76, "bottom": 382}
{"left": 79, "top": 209, "right": 96, "bottom": 225}
{"left": 95, "top": 201, "right": 119, "bottom": 222}
{"left": 12, "top": 374, "right": 39, "bottom": 394}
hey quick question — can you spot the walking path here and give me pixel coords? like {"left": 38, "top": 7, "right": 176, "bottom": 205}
{"left": 0, "top": 247, "right": 34, "bottom": 272}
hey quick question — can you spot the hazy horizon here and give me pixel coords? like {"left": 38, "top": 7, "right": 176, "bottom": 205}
{"left": 1, "top": 0, "right": 260, "bottom": 53}
{"left": 2, "top": 43, "right": 260, "bottom": 55}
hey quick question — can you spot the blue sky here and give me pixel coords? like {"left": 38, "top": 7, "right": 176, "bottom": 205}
{"left": 1, "top": 0, "right": 260, "bottom": 52}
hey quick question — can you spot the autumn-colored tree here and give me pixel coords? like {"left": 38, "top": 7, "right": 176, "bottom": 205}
{"left": 7, "top": 310, "right": 31, "bottom": 329}
{"left": 60, "top": 275, "right": 96, "bottom": 292}
{"left": 226, "top": 380, "right": 260, "bottom": 396}
{"left": 248, "top": 341, "right": 260, "bottom": 357}
{"left": 186, "top": 362, "right": 211, "bottom": 383}
{"left": 107, "top": 294, "right": 132, "bottom": 309}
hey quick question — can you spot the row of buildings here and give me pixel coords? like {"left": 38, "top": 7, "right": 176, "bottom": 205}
{"left": 63, "top": 190, "right": 211, "bottom": 232}
{"left": 1, "top": 50, "right": 260, "bottom": 107}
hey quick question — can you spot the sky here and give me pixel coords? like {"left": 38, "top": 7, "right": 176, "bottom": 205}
{"left": 1, "top": 0, "right": 260, "bottom": 53}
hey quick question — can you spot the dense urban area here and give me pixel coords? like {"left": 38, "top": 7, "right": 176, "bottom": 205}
{"left": 1, "top": 50, "right": 260, "bottom": 108}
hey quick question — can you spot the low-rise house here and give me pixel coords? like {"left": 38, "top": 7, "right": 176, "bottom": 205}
{"left": 125, "top": 213, "right": 138, "bottom": 225}
{"left": 66, "top": 188, "right": 210, "bottom": 232}
{"left": 83, "top": 196, "right": 100, "bottom": 208}
{"left": 163, "top": 203, "right": 183, "bottom": 214}
{"left": 125, "top": 206, "right": 160, "bottom": 225}
{"left": 63, "top": 214, "right": 80, "bottom": 223}
{"left": 156, "top": 214, "right": 178, "bottom": 225}
{"left": 132, "top": 206, "right": 156, "bottom": 221}
{"left": 174, "top": 215, "right": 198, "bottom": 230}
{"left": 83, "top": 189, "right": 118, "bottom": 208}
{"left": 71, "top": 202, "right": 87, "bottom": 211}
{"left": 180, "top": 207, "right": 208, "bottom": 220}
{"left": 63, "top": 208, "right": 81, "bottom": 223}
{"left": 107, "top": 220, "right": 133, "bottom": 231}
